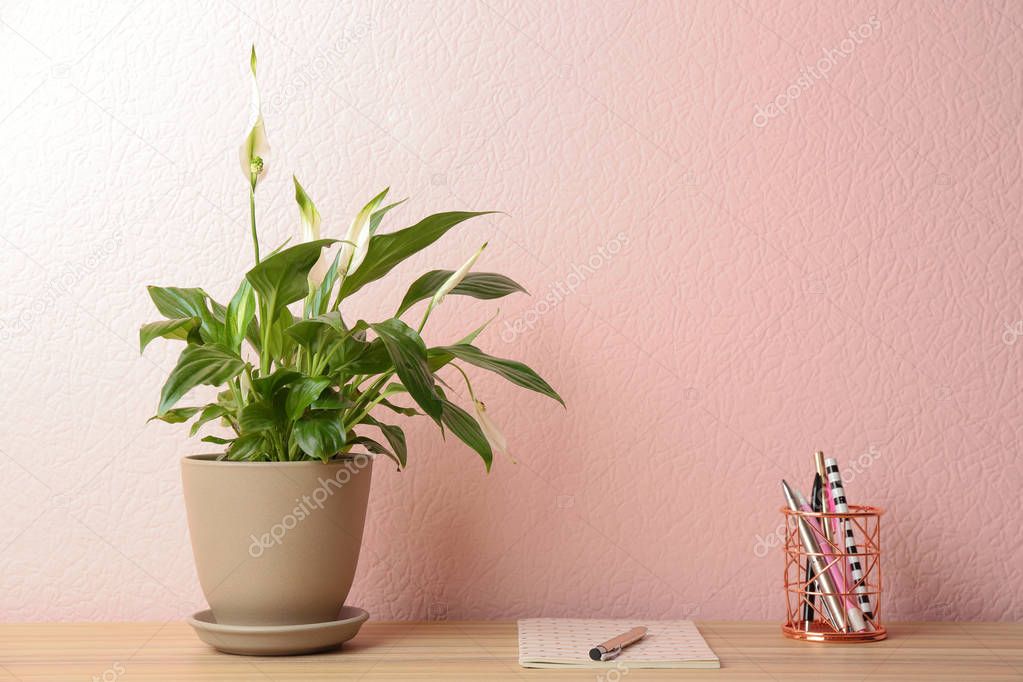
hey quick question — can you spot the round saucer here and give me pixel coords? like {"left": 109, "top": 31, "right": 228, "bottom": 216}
{"left": 187, "top": 605, "right": 369, "bottom": 656}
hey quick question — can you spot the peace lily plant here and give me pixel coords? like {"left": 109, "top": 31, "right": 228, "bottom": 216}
{"left": 141, "top": 48, "right": 562, "bottom": 471}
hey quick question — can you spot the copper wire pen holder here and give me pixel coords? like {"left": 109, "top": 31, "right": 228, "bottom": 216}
{"left": 781, "top": 504, "right": 886, "bottom": 642}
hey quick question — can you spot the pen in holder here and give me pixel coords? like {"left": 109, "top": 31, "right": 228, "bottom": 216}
{"left": 781, "top": 505, "right": 886, "bottom": 642}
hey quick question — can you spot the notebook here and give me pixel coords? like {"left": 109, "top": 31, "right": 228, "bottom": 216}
{"left": 517, "top": 618, "right": 720, "bottom": 669}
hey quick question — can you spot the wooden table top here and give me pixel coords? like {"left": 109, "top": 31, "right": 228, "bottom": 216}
{"left": 0, "top": 621, "right": 1019, "bottom": 681}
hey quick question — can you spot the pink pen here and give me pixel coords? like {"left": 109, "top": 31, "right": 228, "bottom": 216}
{"left": 793, "top": 489, "right": 868, "bottom": 633}
{"left": 824, "top": 485, "right": 841, "bottom": 542}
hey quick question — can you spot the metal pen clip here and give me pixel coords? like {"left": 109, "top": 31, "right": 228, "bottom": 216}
{"left": 588, "top": 626, "right": 647, "bottom": 661}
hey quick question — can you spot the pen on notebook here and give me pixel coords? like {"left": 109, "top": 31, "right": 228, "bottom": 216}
{"left": 588, "top": 626, "right": 647, "bottom": 661}
{"left": 801, "top": 473, "right": 823, "bottom": 625}
{"left": 782, "top": 480, "right": 848, "bottom": 632}
{"left": 824, "top": 457, "right": 876, "bottom": 623}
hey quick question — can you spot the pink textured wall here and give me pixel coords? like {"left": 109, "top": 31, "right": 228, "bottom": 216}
{"left": 1, "top": 1, "right": 1021, "bottom": 622}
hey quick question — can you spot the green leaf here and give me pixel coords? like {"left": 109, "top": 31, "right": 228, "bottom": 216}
{"left": 458, "top": 311, "right": 498, "bottom": 345}
{"left": 395, "top": 271, "right": 526, "bottom": 317}
{"left": 158, "top": 345, "right": 245, "bottom": 415}
{"left": 291, "top": 317, "right": 368, "bottom": 373}
{"left": 425, "top": 314, "right": 499, "bottom": 372}
{"left": 334, "top": 337, "right": 391, "bottom": 374}
{"left": 190, "top": 404, "right": 229, "bottom": 436}
{"left": 146, "top": 286, "right": 224, "bottom": 344}
{"left": 431, "top": 344, "right": 563, "bottom": 406}
{"left": 338, "top": 211, "right": 494, "bottom": 300}
{"left": 267, "top": 306, "right": 297, "bottom": 364}
{"left": 201, "top": 435, "right": 233, "bottom": 445}
{"left": 227, "top": 432, "right": 265, "bottom": 461}
{"left": 215, "top": 387, "right": 239, "bottom": 412}
{"left": 368, "top": 198, "right": 406, "bottom": 234}
{"left": 349, "top": 435, "right": 401, "bottom": 468}
{"left": 364, "top": 416, "right": 407, "bottom": 467}
{"left": 293, "top": 413, "right": 347, "bottom": 462}
{"left": 311, "top": 392, "right": 355, "bottom": 411}
{"left": 139, "top": 317, "right": 199, "bottom": 353}
{"left": 239, "top": 400, "right": 279, "bottom": 432}
{"left": 225, "top": 279, "right": 256, "bottom": 352}
{"left": 369, "top": 319, "right": 440, "bottom": 421}
{"left": 209, "top": 298, "right": 228, "bottom": 323}
{"left": 148, "top": 406, "right": 201, "bottom": 424}
{"left": 314, "top": 310, "right": 349, "bottom": 333}
{"left": 285, "top": 320, "right": 326, "bottom": 351}
{"left": 379, "top": 396, "right": 419, "bottom": 417}
{"left": 252, "top": 368, "right": 302, "bottom": 398}
{"left": 452, "top": 272, "right": 525, "bottom": 299}
{"left": 286, "top": 311, "right": 349, "bottom": 352}
{"left": 366, "top": 384, "right": 420, "bottom": 417}
{"left": 147, "top": 286, "right": 208, "bottom": 319}
{"left": 284, "top": 376, "right": 331, "bottom": 421}
{"left": 440, "top": 398, "right": 492, "bottom": 471}
{"left": 245, "top": 239, "right": 336, "bottom": 316}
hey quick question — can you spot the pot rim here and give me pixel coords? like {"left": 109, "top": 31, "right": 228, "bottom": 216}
{"left": 182, "top": 453, "right": 375, "bottom": 467}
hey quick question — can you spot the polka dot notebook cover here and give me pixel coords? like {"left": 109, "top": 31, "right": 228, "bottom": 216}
{"left": 517, "top": 619, "right": 720, "bottom": 669}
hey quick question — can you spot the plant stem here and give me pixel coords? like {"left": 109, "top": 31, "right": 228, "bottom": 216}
{"left": 450, "top": 362, "right": 477, "bottom": 401}
{"left": 348, "top": 385, "right": 402, "bottom": 426}
{"left": 249, "top": 185, "right": 260, "bottom": 264}
{"left": 417, "top": 303, "right": 433, "bottom": 334}
{"left": 346, "top": 373, "right": 392, "bottom": 423}
{"left": 259, "top": 304, "right": 271, "bottom": 375}
{"left": 331, "top": 260, "right": 349, "bottom": 312}
{"left": 311, "top": 351, "right": 330, "bottom": 377}
{"left": 248, "top": 181, "right": 271, "bottom": 375}
{"left": 228, "top": 380, "right": 245, "bottom": 429}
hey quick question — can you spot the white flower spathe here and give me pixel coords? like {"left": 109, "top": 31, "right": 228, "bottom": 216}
{"left": 432, "top": 243, "right": 486, "bottom": 309}
{"left": 293, "top": 176, "right": 330, "bottom": 288}
{"left": 474, "top": 399, "right": 510, "bottom": 460}
{"left": 239, "top": 46, "right": 269, "bottom": 189}
{"left": 339, "top": 189, "right": 389, "bottom": 275}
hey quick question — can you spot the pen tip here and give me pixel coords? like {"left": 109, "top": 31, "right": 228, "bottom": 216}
{"left": 780, "top": 479, "right": 799, "bottom": 509}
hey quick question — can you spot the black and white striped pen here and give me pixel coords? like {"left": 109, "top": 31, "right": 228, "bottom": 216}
{"left": 824, "top": 457, "right": 875, "bottom": 623}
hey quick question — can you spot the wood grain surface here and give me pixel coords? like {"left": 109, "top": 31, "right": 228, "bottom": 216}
{"left": 0, "top": 621, "right": 1019, "bottom": 681}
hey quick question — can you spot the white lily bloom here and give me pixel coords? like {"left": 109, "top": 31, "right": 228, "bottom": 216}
{"left": 339, "top": 189, "right": 388, "bottom": 275}
{"left": 239, "top": 46, "right": 269, "bottom": 188}
{"left": 432, "top": 243, "right": 486, "bottom": 309}
{"left": 293, "top": 177, "right": 330, "bottom": 288}
{"left": 474, "top": 399, "right": 512, "bottom": 461}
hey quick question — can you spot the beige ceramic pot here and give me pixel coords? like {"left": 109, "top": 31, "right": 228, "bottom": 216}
{"left": 181, "top": 454, "right": 373, "bottom": 626}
